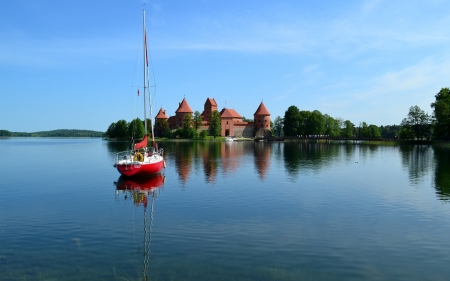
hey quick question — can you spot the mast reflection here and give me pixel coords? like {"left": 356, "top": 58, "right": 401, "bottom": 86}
{"left": 114, "top": 173, "right": 165, "bottom": 280}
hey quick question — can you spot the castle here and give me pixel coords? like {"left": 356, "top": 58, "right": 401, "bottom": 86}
{"left": 154, "top": 97, "right": 271, "bottom": 138}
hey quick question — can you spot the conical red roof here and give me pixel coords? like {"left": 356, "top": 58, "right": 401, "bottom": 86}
{"left": 254, "top": 102, "right": 270, "bottom": 116}
{"left": 155, "top": 107, "right": 168, "bottom": 119}
{"left": 176, "top": 98, "right": 193, "bottom": 113}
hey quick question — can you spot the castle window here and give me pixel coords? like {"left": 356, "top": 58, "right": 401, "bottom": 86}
{"left": 265, "top": 120, "right": 267, "bottom": 122}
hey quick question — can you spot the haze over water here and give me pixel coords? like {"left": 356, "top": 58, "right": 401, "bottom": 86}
{"left": 1, "top": 138, "right": 449, "bottom": 280}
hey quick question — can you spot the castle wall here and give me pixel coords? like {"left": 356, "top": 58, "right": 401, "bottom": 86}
{"left": 234, "top": 124, "right": 254, "bottom": 138}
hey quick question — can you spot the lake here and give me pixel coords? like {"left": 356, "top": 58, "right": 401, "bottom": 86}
{"left": 0, "top": 138, "right": 450, "bottom": 280}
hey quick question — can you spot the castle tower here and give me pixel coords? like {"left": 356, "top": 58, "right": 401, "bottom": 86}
{"left": 173, "top": 97, "right": 193, "bottom": 129}
{"left": 253, "top": 102, "right": 271, "bottom": 137}
{"left": 201, "top": 98, "right": 218, "bottom": 123}
{"left": 154, "top": 107, "right": 169, "bottom": 137}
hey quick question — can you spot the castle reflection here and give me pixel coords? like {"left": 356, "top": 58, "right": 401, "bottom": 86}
{"left": 166, "top": 141, "right": 272, "bottom": 185}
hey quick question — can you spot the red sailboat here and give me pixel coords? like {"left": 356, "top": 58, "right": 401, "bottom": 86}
{"left": 114, "top": 10, "right": 165, "bottom": 177}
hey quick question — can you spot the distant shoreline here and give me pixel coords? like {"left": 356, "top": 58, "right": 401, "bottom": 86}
{"left": 0, "top": 129, "right": 104, "bottom": 138}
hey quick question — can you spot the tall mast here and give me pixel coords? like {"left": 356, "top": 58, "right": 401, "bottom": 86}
{"left": 143, "top": 9, "right": 148, "bottom": 136}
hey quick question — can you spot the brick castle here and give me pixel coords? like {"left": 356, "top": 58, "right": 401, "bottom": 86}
{"left": 154, "top": 97, "right": 271, "bottom": 138}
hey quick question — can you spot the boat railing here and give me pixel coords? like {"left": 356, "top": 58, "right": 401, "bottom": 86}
{"left": 115, "top": 148, "right": 164, "bottom": 163}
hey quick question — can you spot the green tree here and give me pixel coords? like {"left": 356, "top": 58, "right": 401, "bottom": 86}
{"left": 308, "top": 110, "right": 325, "bottom": 135}
{"left": 283, "top": 106, "right": 301, "bottom": 136}
{"left": 199, "top": 130, "right": 208, "bottom": 139}
{"left": 399, "top": 125, "right": 414, "bottom": 139}
{"left": 181, "top": 113, "right": 198, "bottom": 139}
{"left": 128, "top": 118, "right": 144, "bottom": 140}
{"left": 193, "top": 111, "right": 203, "bottom": 130}
{"left": 342, "top": 120, "right": 354, "bottom": 138}
{"left": 209, "top": 110, "right": 221, "bottom": 138}
{"left": 115, "top": 120, "right": 129, "bottom": 139}
{"left": 368, "top": 125, "right": 381, "bottom": 138}
{"left": 324, "top": 114, "right": 340, "bottom": 137}
{"left": 359, "top": 122, "right": 369, "bottom": 137}
{"left": 400, "top": 105, "right": 431, "bottom": 140}
{"left": 273, "top": 116, "right": 284, "bottom": 136}
{"left": 298, "top": 110, "right": 312, "bottom": 135}
{"left": 431, "top": 87, "right": 450, "bottom": 140}
{"left": 157, "top": 119, "right": 170, "bottom": 137}
{"left": 0, "top": 130, "right": 12, "bottom": 136}
{"left": 105, "top": 122, "right": 116, "bottom": 138}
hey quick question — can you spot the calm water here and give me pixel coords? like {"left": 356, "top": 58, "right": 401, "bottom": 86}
{"left": 1, "top": 138, "right": 450, "bottom": 280}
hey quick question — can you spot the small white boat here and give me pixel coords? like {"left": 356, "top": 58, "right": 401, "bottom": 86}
{"left": 225, "top": 136, "right": 235, "bottom": 142}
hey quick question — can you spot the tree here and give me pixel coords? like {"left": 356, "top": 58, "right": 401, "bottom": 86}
{"left": 128, "top": 118, "right": 144, "bottom": 140}
{"left": 400, "top": 105, "right": 431, "bottom": 140}
{"left": 368, "top": 125, "right": 381, "bottom": 138}
{"left": 182, "top": 113, "right": 198, "bottom": 139}
{"left": 283, "top": 106, "right": 301, "bottom": 136}
{"left": 431, "top": 87, "right": 450, "bottom": 140}
{"left": 114, "top": 120, "right": 129, "bottom": 139}
{"left": 105, "top": 122, "right": 116, "bottom": 138}
{"left": 209, "top": 110, "right": 221, "bottom": 138}
{"left": 193, "top": 111, "right": 203, "bottom": 130}
{"left": 342, "top": 120, "right": 354, "bottom": 138}
{"left": 324, "top": 114, "right": 340, "bottom": 137}
{"left": 359, "top": 122, "right": 369, "bottom": 137}
{"left": 308, "top": 110, "right": 325, "bottom": 136}
{"left": 242, "top": 116, "right": 253, "bottom": 122}
{"left": 157, "top": 119, "right": 170, "bottom": 137}
{"left": 273, "top": 116, "right": 284, "bottom": 136}
{"left": 298, "top": 110, "right": 312, "bottom": 135}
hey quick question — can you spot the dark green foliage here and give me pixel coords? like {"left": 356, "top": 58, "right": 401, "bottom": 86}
{"left": 342, "top": 120, "right": 355, "bottom": 137}
{"left": 199, "top": 130, "right": 208, "bottom": 139}
{"left": 128, "top": 118, "right": 144, "bottom": 140}
{"left": 431, "top": 87, "right": 450, "bottom": 140}
{"left": 1, "top": 129, "right": 103, "bottom": 137}
{"left": 193, "top": 111, "right": 203, "bottom": 130}
{"left": 324, "top": 114, "right": 340, "bottom": 137}
{"left": 273, "top": 116, "right": 284, "bottom": 136}
{"left": 283, "top": 106, "right": 301, "bottom": 136}
{"left": 0, "top": 130, "right": 12, "bottom": 136}
{"left": 380, "top": 125, "right": 399, "bottom": 138}
{"left": 368, "top": 125, "right": 381, "bottom": 138}
{"left": 209, "top": 110, "right": 221, "bottom": 138}
{"left": 400, "top": 105, "right": 431, "bottom": 140}
{"left": 309, "top": 110, "right": 325, "bottom": 135}
{"left": 157, "top": 119, "right": 170, "bottom": 137}
{"left": 105, "top": 119, "right": 129, "bottom": 139}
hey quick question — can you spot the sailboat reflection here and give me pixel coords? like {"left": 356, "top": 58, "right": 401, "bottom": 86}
{"left": 114, "top": 173, "right": 165, "bottom": 280}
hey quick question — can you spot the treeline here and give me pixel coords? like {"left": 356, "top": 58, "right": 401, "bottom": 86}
{"left": 0, "top": 129, "right": 103, "bottom": 137}
{"left": 105, "top": 118, "right": 150, "bottom": 140}
{"left": 105, "top": 111, "right": 222, "bottom": 140}
{"left": 274, "top": 87, "right": 449, "bottom": 140}
{"left": 273, "top": 107, "right": 392, "bottom": 138}
{"left": 398, "top": 88, "right": 450, "bottom": 140}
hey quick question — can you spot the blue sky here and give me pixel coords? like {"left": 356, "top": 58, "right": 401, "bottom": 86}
{"left": 1, "top": 0, "right": 449, "bottom": 132}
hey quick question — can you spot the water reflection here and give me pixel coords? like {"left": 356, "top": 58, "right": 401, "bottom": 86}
{"left": 433, "top": 146, "right": 450, "bottom": 201}
{"left": 254, "top": 142, "right": 271, "bottom": 181}
{"left": 114, "top": 173, "right": 165, "bottom": 280}
{"left": 106, "top": 140, "right": 130, "bottom": 153}
{"left": 283, "top": 142, "right": 337, "bottom": 176}
{"left": 399, "top": 145, "right": 433, "bottom": 185}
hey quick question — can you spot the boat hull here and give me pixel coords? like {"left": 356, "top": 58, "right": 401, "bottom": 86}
{"left": 116, "top": 159, "right": 164, "bottom": 177}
